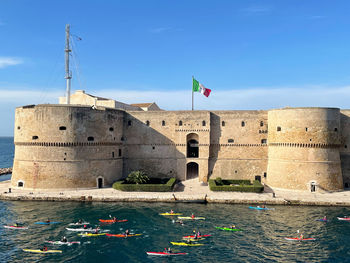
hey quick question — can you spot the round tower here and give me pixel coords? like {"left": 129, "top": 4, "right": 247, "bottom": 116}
{"left": 11, "top": 104, "right": 124, "bottom": 189}
{"left": 266, "top": 107, "right": 343, "bottom": 191}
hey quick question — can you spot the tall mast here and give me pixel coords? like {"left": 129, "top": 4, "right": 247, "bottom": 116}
{"left": 65, "top": 24, "right": 71, "bottom": 104}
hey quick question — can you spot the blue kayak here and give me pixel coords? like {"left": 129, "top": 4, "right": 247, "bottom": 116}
{"left": 35, "top": 222, "right": 60, "bottom": 225}
{"left": 249, "top": 206, "right": 274, "bottom": 211}
{"left": 316, "top": 219, "right": 328, "bottom": 222}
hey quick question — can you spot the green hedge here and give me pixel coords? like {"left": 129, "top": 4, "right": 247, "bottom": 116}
{"left": 113, "top": 177, "right": 177, "bottom": 192}
{"left": 209, "top": 179, "right": 264, "bottom": 193}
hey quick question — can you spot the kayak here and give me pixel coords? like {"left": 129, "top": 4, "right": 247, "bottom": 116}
{"left": 146, "top": 252, "right": 188, "bottom": 256}
{"left": 249, "top": 206, "right": 274, "bottom": 210}
{"left": 170, "top": 242, "right": 203, "bottom": 246}
{"left": 160, "top": 213, "right": 182, "bottom": 216}
{"left": 46, "top": 241, "right": 81, "bottom": 245}
{"left": 215, "top": 227, "right": 242, "bottom": 231}
{"left": 4, "top": 225, "right": 28, "bottom": 229}
{"left": 78, "top": 233, "right": 106, "bottom": 237}
{"left": 177, "top": 217, "right": 205, "bottom": 220}
{"left": 99, "top": 219, "right": 128, "bottom": 223}
{"left": 106, "top": 233, "right": 142, "bottom": 237}
{"left": 35, "top": 222, "right": 60, "bottom": 225}
{"left": 66, "top": 228, "right": 109, "bottom": 232}
{"left": 183, "top": 234, "right": 211, "bottom": 238}
{"left": 69, "top": 222, "right": 90, "bottom": 226}
{"left": 337, "top": 217, "right": 350, "bottom": 221}
{"left": 182, "top": 238, "right": 205, "bottom": 241}
{"left": 284, "top": 237, "right": 316, "bottom": 241}
{"left": 23, "top": 249, "right": 62, "bottom": 253}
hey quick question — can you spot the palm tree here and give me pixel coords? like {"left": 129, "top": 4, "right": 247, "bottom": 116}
{"left": 126, "top": 171, "right": 150, "bottom": 184}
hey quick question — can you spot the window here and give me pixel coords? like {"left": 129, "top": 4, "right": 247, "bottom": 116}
{"left": 112, "top": 152, "right": 115, "bottom": 158}
{"left": 87, "top": 136, "right": 94, "bottom": 141}
{"left": 59, "top": 126, "right": 66, "bottom": 130}
{"left": 277, "top": 126, "right": 281, "bottom": 132}
{"left": 128, "top": 120, "right": 132, "bottom": 126}
{"left": 146, "top": 120, "right": 150, "bottom": 126}
{"left": 32, "top": 136, "right": 38, "bottom": 140}
{"left": 17, "top": 126, "right": 20, "bottom": 130}
{"left": 345, "top": 183, "right": 349, "bottom": 188}
{"left": 202, "top": 120, "right": 206, "bottom": 126}
{"left": 119, "top": 149, "right": 122, "bottom": 157}
{"left": 121, "top": 137, "right": 124, "bottom": 141}
{"left": 228, "top": 139, "right": 234, "bottom": 143}
{"left": 162, "top": 120, "right": 165, "bottom": 126}
{"left": 18, "top": 181, "right": 24, "bottom": 187}
{"left": 152, "top": 146, "right": 155, "bottom": 150}
{"left": 264, "top": 172, "right": 267, "bottom": 178}
{"left": 305, "top": 127, "right": 308, "bottom": 132}
{"left": 222, "top": 121, "right": 225, "bottom": 127}
{"left": 109, "top": 127, "right": 114, "bottom": 131}
{"left": 260, "top": 121, "right": 264, "bottom": 127}
{"left": 334, "top": 128, "right": 338, "bottom": 132}
{"left": 179, "top": 120, "right": 183, "bottom": 126}
{"left": 345, "top": 145, "right": 348, "bottom": 149}
{"left": 261, "top": 139, "right": 267, "bottom": 144}
{"left": 241, "top": 121, "right": 245, "bottom": 127}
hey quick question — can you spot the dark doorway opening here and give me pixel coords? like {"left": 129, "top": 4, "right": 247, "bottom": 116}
{"left": 187, "top": 139, "right": 199, "bottom": 158}
{"left": 311, "top": 182, "right": 316, "bottom": 192}
{"left": 186, "top": 162, "right": 199, "bottom": 180}
{"left": 98, "top": 178, "right": 103, "bottom": 188}
{"left": 255, "top": 176, "right": 261, "bottom": 182}
{"left": 18, "top": 181, "right": 23, "bottom": 187}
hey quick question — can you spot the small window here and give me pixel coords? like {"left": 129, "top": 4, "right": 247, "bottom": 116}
{"left": 264, "top": 172, "right": 267, "bottom": 178}
{"left": 202, "top": 120, "right": 206, "bottom": 126}
{"left": 128, "top": 120, "right": 132, "bottom": 126}
{"left": 222, "top": 121, "right": 225, "bottom": 127}
{"left": 345, "top": 145, "right": 348, "bottom": 149}
{"left": 310, "top": 139, "right": 312, "bottom": 142}
{"left": 261, "top": 139, "right": 267, "bottom": 144}
{"left": 334, "top": 128, "right": 338, "bottom": 132}
{"left": 228, "top": 139, "right": 234, "bottom": 143}
{"left": 179, "top": 120, "right": 183, "bottom": 126}
{"left": 234, "top": 170, "right": 237, "bottom": 174}
{"left": 241, "top": 121, "right": 245, "bottom": 127}
{"left": 146, "top": 120, "right": 150, "bottom": 126}
{"left": 112, "top": 152, "right": 115, "bottom": 158}
{"left": 121, "top": 137, "right": 124, "bottom": 141}
{"left": 17, "top": 126, "right": 20, "bottom": 130}
{"left": 162, "top": 120, "right": 165, "bottom": 126}
{"left": 152, "top": 146, "right": 155, "bottom": 150}
{"left": 32, "top": 136, "right": 38, "bottom": 140}
{"left": 119, "top": 149, "right": 122, "bottom": 157}
{"left": 109, "top": 127, "right": 114, "bottom": 131}
{"left": 18, "top": 181, "right": 24, "bottom": 187}
{"left": 260, "top": 121, "right": 264, "bottom": 127}
{"left": 59, "top": 126, "right": 66, "bottom": 130}
{"left": 87, "top": 136, "right": 94, "bottom": 141}
{"left": 305, "top": 127, "right": 308, "bottom": 132}
{"left": 345, "top": 182, "right": 349, "bottom": 188}
{"left": 277, "top": 126, "right": 281, "bottom": 132}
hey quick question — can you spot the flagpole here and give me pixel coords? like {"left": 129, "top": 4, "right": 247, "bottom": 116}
{"left": 192, "top": 76, "right": 194, "bottom": 111}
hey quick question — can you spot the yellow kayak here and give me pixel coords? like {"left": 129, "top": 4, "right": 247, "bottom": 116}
{"left": 78, "top": 233, "right": 106, "bottom": 237}
{"left": 160, "top": 213, "right": 182, "bottom": 216}
{"left": 23, "top": 249, "right": 62, "bottom": 253}
{"left": 170, "top": 242, "right": 204, "bottom": 246}
{"left": 182, "top": 237, "right": 205, "bottom": 241}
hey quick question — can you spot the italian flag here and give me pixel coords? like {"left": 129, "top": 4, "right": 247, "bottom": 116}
{"left": 193, "top": 78, "right": 211, "bottom": 97}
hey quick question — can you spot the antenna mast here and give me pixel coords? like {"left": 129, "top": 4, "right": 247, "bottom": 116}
{"left": 65, "top": 24, "right": 72, "bottom": 104}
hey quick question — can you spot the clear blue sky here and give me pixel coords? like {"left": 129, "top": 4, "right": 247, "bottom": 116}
{"left": 1, "top": 0, "right": 350, "bottom": 135}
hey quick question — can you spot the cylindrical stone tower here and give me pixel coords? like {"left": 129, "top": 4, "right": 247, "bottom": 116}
{"left": 266, "top": 107, "right": 343, "bottom": 191}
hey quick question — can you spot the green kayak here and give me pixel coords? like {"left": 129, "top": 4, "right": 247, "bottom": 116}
{"left": 215, "top": 226, "right": 242, "bottom": 231}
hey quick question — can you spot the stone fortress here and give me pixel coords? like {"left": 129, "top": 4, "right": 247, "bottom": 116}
{"left": 11, "top": 90, "right": 350, "bottom": 192}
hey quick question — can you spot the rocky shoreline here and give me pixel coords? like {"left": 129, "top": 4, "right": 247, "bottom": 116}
{"left": 0, "top": 168, "right": 12, "bottom": 175}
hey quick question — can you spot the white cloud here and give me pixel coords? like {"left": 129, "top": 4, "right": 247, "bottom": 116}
{"left": 0, "top": 57, "right": 23, "bottom": 68}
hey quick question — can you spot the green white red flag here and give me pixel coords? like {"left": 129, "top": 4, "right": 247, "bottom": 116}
{"left": 192, "top": 78, "right": 211, "bottom": 97}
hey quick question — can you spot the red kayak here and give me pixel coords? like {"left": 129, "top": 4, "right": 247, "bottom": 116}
{"left": 183, "top": 234, "right": 211, "bottom": 238}
{"left": 146, "top": 252, "right": 188, "bottom": 256}
{"left": 285, "top": 237, "right": 316, "bottom": 241}
{"left": 106, "top": 233, "right": 142, "bottom": 237}
{"left": 99, "top": 219, "right": 127, "bottom": 223}
{"left": 4, "top": 225, "right": 28, "bottom": 229}
{"left": 337, "top": 217, "right": 350, "bottom": 221}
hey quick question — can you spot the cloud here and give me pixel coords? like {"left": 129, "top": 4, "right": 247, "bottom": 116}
{"left": 149, "top": 27, "right": 172, "bottom": 34}
{"left": 0, "top": 57, "right": 23, "bottom": 68}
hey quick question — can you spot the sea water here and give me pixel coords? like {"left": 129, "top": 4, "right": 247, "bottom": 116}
{"left": 1, "top": 137, "right": 350, "bottom": 263}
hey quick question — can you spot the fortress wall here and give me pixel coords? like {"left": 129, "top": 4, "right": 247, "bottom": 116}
{"left": 267, "top": 108, "right": 343, "bottom": 191}
{"left": 12, "top": 105, "right": 124, "bottom": 189}
{"left": 208, "top": 111, "right": 268, "bottom": 181}
{"left": 340, "top": 110, "right": 350, "bottom": 188}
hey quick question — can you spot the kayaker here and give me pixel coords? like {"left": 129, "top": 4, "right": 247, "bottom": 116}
{"left": 83, "top": 224, "right": 88, "bottom": 229}
{"left": 261, "top": 204, "right": 266, "bottom": 208}
{"left": 46, "top": 218, "right": 50, "bottom": 224}
{"left": 41, "top": 246, "right": 48, "bottom": 251}
{"left": 61, "top": 236, "right": 67, "bottom": 243}
{"left": 125, "top": 229, "right": 130, "bottom": 237}
{"left": 230, "top": 225, "right": 236, "bottom": 229}
{"left": 113, "top": 217, "right": 117, "bottom": 222}
{"left": 94, "top": 227, "right": 100, "bottom": 234}
{"left": 13, "top": 223, "right": 18, "bottom": 227}
{"left": 191, "top": 213, "right": 195, "bottom": 219}
{"left": 167, "top": 247, "right": 172, "bottom": 253}
{"left": 78, "top": 219, "right": 82, "bottom": 224}
{"left": 299, "top": 233, "right": 304, "bottom": 240}
{"left": 186, "top": 239, "right": 192, "bottom": 244}
{"left": 323, "top": 216, "right": 327, "bottom": 221}
{"left": 170, "top": 209, "right": 174, "bottom": 214}
{"left": 197, "top": 230, "right": 201, "bottom": 236}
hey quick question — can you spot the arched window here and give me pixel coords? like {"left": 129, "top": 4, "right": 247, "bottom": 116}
{"left": 109, "top": 127, "right": 114, "bottom": 131}
{"left": 87, "top": 136, "right": 94, "bottom": 141}
{"left": 277, "top": 126, "right": 281, "bottom": 132}
{"left": 202, "top": 120, "right": 206, "bottom": 126}
{"left": 187, "top": 133, "right": 199, "bottom": 158}
{"left": 241, "top": 121, "right": 245, "bottom": 127}
{"left": 222, "top": 121, "right": 225, "bottom": 127}
{"left": 162, "top": 120, "right": 165, "bottom": 126}
{"left": 146, "top": 120, "right": 150, "bottom": 126}
{"left": 260, "top": 121, "right": 264, "bottom": 127}
{"left": 179, "top": 120, "right": 183, "bottom": 126}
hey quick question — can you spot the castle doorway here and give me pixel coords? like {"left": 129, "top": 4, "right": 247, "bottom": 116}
{"left": 97, "top": 177, "right": 103, "bottom": 188}
{"left": 187, "top": 133, "right": 199, "bottom": 158}
{"left": 310, "top": 181, "right": 316, "bottom": 192}
{"left": 255, "top": 176, "right": 261, "bottom": 182}
{"left": 186, "top": 162, "right": 199, "bottom": 180}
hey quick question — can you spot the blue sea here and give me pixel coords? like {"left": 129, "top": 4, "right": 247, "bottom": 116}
{"left": 0, "top": 137, "right": 350, "bottom": 263}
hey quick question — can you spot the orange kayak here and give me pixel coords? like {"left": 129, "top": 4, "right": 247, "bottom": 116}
{"left": 99, "top": 219, "right": 127, "bottom": 223}
{"left": 106, "top": 233, "right": 142, "bottom": 237}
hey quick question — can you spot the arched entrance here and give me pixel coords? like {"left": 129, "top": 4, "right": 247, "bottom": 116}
{"left": 186, "top": 162, "right": 199, "bottom": 180}
{"left": 187, "top": 133, "right": 199, "bottom": 158}
{"left": 97, "top": 177, "right": 104, "bottom": 188}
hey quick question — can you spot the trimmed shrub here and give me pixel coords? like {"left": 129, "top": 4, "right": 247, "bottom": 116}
{"left": 209, "top": 179, "right": 264, "bottom": 193}
{"left": 113, "top": 177, "right": 177, "bottom": 192}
